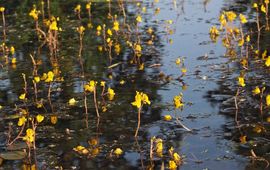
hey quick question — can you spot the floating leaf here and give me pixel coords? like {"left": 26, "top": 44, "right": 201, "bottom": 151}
{"left": 7, "top": 142, "right": 27, "bottom": 151}
{"left": 0, "top": 151, "right": 26, "bottom": 160}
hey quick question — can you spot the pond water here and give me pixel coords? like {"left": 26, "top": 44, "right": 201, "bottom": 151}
{"left": 0, "top": 0, "right": 269, "bottom": 169}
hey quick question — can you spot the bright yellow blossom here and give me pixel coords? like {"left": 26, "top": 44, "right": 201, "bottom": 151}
{"left": 169, "top": 160, "right": 177, "bottom": 170}
{"left": 238, "top": 76, "right": 245, "bottom": 87}
{"left": 36, "top": 114, "right": 44, "bottom": 123}
{"left": 266, "top": 94, "right": 270, "bottom": 106}
{"left": 174, "top": 94, "right": 184, "bottom": 109}
{"left": 18, "top": 116, "right": 27, "bottom": 126}
{"left": 0, "top": 7, "right": 5, "bottom": 12}
{"left": 131, "top": 91, "right": 151, "bottom": 108}
{"left": 252, "top": 86, "right": 261, "bottom": 95}
{"left": 23, "top": 128, "right": 35, "bottom": 143}
{"left": 107, "top": 88, "right": 115, "bottom": 100}
{"left": 114, "top": 148, "right": 123, "bottom": 156}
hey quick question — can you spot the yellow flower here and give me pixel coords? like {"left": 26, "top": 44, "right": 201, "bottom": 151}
{"left": 49, "top": 21, "right": 58, "bottom": 31}
{"left": 0, "top": 7, "right": 5, "bottom": 12}
{"left": 45, "top": 71, "right": 54, "bottom": 82}
{"left": 139, "top": 63, "right": 144, "bottom": 70}
{"left": 29, "top": 7, "right": 39, "bottom": 21}
{"left": 10, "top": 46, "right": 15, "bottom": 55}
{"left": 114, "top": 148, "right": 123, "bottom": 156}
{"left": 253, "top": 3, "right": 258, "bottom": 8}
{"left": 50, "top": 115, "right": 58, "bottom": 124}
{"left": 86, "top": 2, "right": 91, "bottom": 10}
{"left": 225, "top": 11, "right": 237, "bottom": 22}
{"left": 34, "top": 76, "right": 40, "bottom": 83}
{"left": 97, "top": 25, "right": 102, "bottom": 31}
{"left": 131, "top": 91, "right": 151, "bottom": 108}
{"left": 11, "top": 58, "right": 16, "bottom": 64}
{"left": 261, "top": 5, "right": 266, "bottom": 13}
{"left": 164, "top": 115, "right": 172, "bottom": 121}
{"left": 209, "top": 26, "right": 219, "bottom": 36}
{"left": 68, "top": 98, "right": 77, "bottom": 106}
{"left": 113, "top": 21, "right": 119, "bottom": 31}
{"left": 19, "top": 93, "right": 26, "bottom": 100}
{"left": 100, "top": 81, "right": 106, "bottom": 87}
{"left": 265, "top": 56, "right": 270, "bottom": 66}
{"left": 181, "top": 68, "right": 187, "bottom": 73}
{"left": 18, "top": 116, "right": 27, "bottom": 126}
{"left": 114, "top": 43, "right": 121, "bottom": 55}
{"left": 266, "top": 94, "right": 270, "bottom": 106}
{"left": 219, "top": 13, "right": 227, "bottom": 27}
{"left": 239, "top": 135, "right": 247, "bottom": 144}
{"left": 119, "top": 80, "right": 125, "bottom": 85}
{"left": 74, "top": 4, "right": 81, "bottom": 13}
{"left": 266, "top": 0, "right": 270, "bottom": 4}
{"left": 173, "top": 153, "right": 181, "bottom": 164}
{"left": 107, "top": 28, "right": 112, "bottom": 36}
{"left": 156, "top": 138, "right": 163, "bottom": 157}
{"left": 252, "top": 86, "right": 261, "bottom": 95}
{"left": 136, "top": 15, "right": 142, "bottom": 23}
{"left": 239, "top": 14, "right": 247, "bottom": 24}
{"left": 168, "top": 160, "right": 177, "bottom": 170}
{"left": 23, "top": 128, "right": 35, "bottom": 143}
{"left": 77, "top": 26, "right": 85, "bottom": 34}
{"left": 84, "top": 80, "right": 97, "bottom": 92}
{"left": 246, "top": 35, "right": 250, "bottom": 42}
{"left": 174, "top": 94, "right": 184, "bottom": 109}
{"left": 238, "top": 76, "right": 245, "bottom": 87}
{"left": 36, "top": 114, "right": 44, "bottom": 123}
{"left": 107, "top": 88, "right": 115, "bottom": 101}
{"left": 175, "top": 58, "right": 181, "bottom": 65}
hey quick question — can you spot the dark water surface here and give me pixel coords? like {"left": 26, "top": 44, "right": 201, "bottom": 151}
{"left": 0, "top": 0, "right": 264, "bottom": 169}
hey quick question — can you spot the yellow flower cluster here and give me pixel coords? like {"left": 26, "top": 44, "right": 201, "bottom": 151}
{"left": 23, "top": 128, "right": 35, "bottom": 143}
{"left": 29, "top": 7, "right": 40, "bottom": 21}
{"left": 131, "top": 91, "right": 150, "bottom": 108}
{"left": 173, "top": 94, "right": 184, "bottom": 109}
{"left": 84, "top": 80, "right": 97, "bottom": 92}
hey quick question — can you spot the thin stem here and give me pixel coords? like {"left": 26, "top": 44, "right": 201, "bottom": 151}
{"left": 134, "top": 106, "right": 142, "bottom": 137}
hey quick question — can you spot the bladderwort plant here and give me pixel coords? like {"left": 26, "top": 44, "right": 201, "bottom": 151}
{"left": 131, "top": 91, "right": 150, "bottom": 137}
